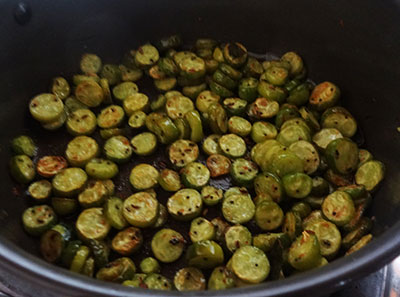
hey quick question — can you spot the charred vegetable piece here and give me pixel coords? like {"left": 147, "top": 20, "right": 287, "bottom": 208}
{"left": 228, "top": 116, "right": 252, "bottom": 137}
{"left": 358, "top": 149, "right": 374, "bottom": 167}
{"left": 230, "top": 158, "right": 259, "bottom": 186}
{"left": 309, "top": 81, "right": 341, "bottom": 111}
{"left": 144, "top": 273, "right": 172, "bottom": 290}
{"left": 76, "top": 207, "right": 110, "bottom": 241}
{"left": 29, "top": 93, "right": 64, "bottom": 123}
{"left": 231, "top": 246, "right": 270, "bottom": 283}
{"left": 225, "top": 225, "right": 252, "bottom": 253}
{"left": 11, "top": 135, "right": 36, "bottom": 157}
{"left": 66, "top": 109, "right": 97, "bottom": 136}
{"left": 123, "top": 93, "right": 149, "bottom": 115}
{"left": 97, "top": 105, "right": 125, "bottom": 129}
{"left": 283, "top": 211, "right": 302, "bottom": 240}
{"left": 202, "top": 134, "right": 223, "bottom": 156}
{"left": 238, "top": 77, "right": 259, "bottom": 102}
{"left": 130, "top": 132, "right": 157, "bottom": 156}
{"left": 75, "top": 81, "right": 104, "bottom": 107}
{"left": 186, "top": 240, "right": 224, "bottom": 269}
{"left": 159, "top": 169, "right": 182, "bottom": 192}
{"left": 342, "top": 217, "right": 372, "bottom": 250}
{"left": 322, "top": 191, "right": 355, "bottom": 226}
{"left": 96, "top": 257, "right": 136, "bottom": 283}
{"left": 248, "top": 97, "right": 280, "bottom": 120}
{"left": 206, "top": 154, "right": 231, "bottom": 178}
{"left": 167, "top": 188, "right": 203, "bottom": 221}
{"left": 223, "top": 98, "right": 248, "bottom": 117}
{"left": 288, "top": 231, "right": 322, "bottom": 271}
{"left": 169, "top": 139, "right": 199, "bottom": 168}
{"left": 355, "top": 160, "right": 385, "bottom": 192}
{"left": 66, "top": 136, "right": 99, "bottom": 167}
{"left": 306, "top": 219, "right": 341, "bottom": 258}
{"left": 190, "top": 217, "right": 216, "bottom": 243}
{"left": 257, "top": 81, "right": 287, "bottom": 104}
{"left": 22, "top": 205, "right": 57, "bottom": 236}
{"left": 201, "top": 185, "right": 223, "bottom": 206}
{"left": 281, "top": 52, "right": 304, "bottom": 77}
{"left": 251, "top": 121, "right": 278, "bottom": 143}
{"left": 146, "top": 112, "right": 179, "bottom": 144}
{"left": 123, "top": 192, "right": 159, "bottom": 227}
{"left": 208, "top": 266, "right": 236, "bottom": 290}
{"left": 174, "top": 267, "right": 206, "bottom": 291}
{"left": 85, "top": 158, "right": 118, "bottom": 180}
{"left": 325, "top": 138, "right": 359, "bottom": 175}
{"left": 321, "top": 106, "right": 357, "bottom": 138}
{"left": 104, "top": 136, "right": 132, "bottom": 163}
{"left": 70, "top": 245, "right": 90, "bottom": 273}
{"left": 78, "top": 180, "right": 107, "bottom": 208}
{"left": 196, "top": 90, "right": 220, "bottom": 113}
{"left": 129, "top": 164, "right": 159, "bottom": 190}
{"left": 52, "top": 168, "right": 87, "bottom": 197}
{"left": 51, "top": 197, "right": 78, "bottom": 216}
{"left": 253, "top": 232, "right": 291, "bottom": 253}
{"left": 254, "top": 172, "right": 284, "bottom": 203}
{"left": 40, "top": 229, "right": 66, "bottom": 263}
{"left": 223, "top": 43, "right": 248, "bottom": 68}
{"left": 151, "top": 228, "right": 185, "bottom": 263}
{"left": 219, "top": 134, "right": 246, "bottom": 158}
{"left": 289, "top": 140, "right": 320, "bottom": 175}
{"left": 181, "top": 162, "right": 210, "bottom": 190}
{"left": 222, "top": 194, "right": 255, "bottom": 224}
{"left": 111, "top": 227, "right": 143, "bottom": 256}
{"left": 166, "top": 94, "right": 194, "bottom": 120}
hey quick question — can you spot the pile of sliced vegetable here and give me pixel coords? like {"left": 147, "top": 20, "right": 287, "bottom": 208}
{"left": 9, "top": 35, "right": 385, "bottom": 291}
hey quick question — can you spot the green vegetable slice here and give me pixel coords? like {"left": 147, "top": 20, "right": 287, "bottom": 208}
{"left": 52, "top": 168, "right": 88, "bottom": 197}
{"left": 322, "top": 191, "right": 355, "bottom": 226}
{"left": 66, "top": 136, "right": 99, "bottom": 167}
{"left": 255, "top": 201, "right": 284, "bottom": 231}
{"left": 222, "top": 194, "right": 255, "bottom": 224}
{"left": 169, "top": 139, "right": 199, "bottom": 168}
{"left": 104, "top": 197, "right": 128, "bottom": 230}
{"left": 151, "top": 228, "right": 185, "bottom": 263}
{"left": 29, "top": 93, "right": 64, "bottom": 123}
{"left": 104, "top": 136, "right": 132, "bottom": 163}
{"left": 231, "top": 246, "right": 270, "bottom": 283}
{"left": 225, "top": 225, "right": 252, "bottom": 253}
{"left": 85, "top": 158, "right": 118, "bottom": 180}
{"left": 174, "top": 267, "right": 206, "bottom": 291}
{"left": 66, "top": 109, "right": 97, "bottom": 136}
{"left": 9, "top": 155, "right": 35, "bottom": 184}
{"left": 355, "top": 160, "right": 385, "bottom": 191}
{"left": 186, "top": 240, "right": 224, "bottom": 269}
{"left": 111, "top": 227, "right": 143, "bottom": 256}
{"left": 181, "top": 162, "right": 210, "bottom": 190}
{"left": 190, "top": 217, "right": 216, "bottom": 243}
{"left": 123, "top": 192, "right": 159, "bottom": 227}
{"left": 22, "top": 205, "right": 57, "bottom": 236}
{"left": 167, "top": 188, "right": 203, "bottom": 221}
{"left": 76, "top": 207, "right": 111, "bottom": 241}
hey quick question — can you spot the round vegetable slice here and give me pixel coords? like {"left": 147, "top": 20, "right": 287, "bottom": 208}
{"left": 251, "top": 121, "right": 278, "bottom": 143}
{"left": 75, "top": 81, "right": 104, "bottom": 107}
{"left": 76, "top": 207, "right": 111, "bottom": 241}
{"left": 167, "top": 188, "right": 203, "bottom": 221}
{"left": 208, "top": 266, "right": 236, "bottom": 290}
{"left": 123, "top": 192, "right": 159, "bottom": 227}
{"left": 135, "top": 44, "right": 159, "bottom": 69}
{"left": 166, "top": 94, "right": 194, "bottom": 120}
{"left": 144, "top": 273, "right": 172, "bottom": 290}
{"left": 231, "top": 246, "right": 270, "bottom": 283}
{"left": 230, "top": 158, "right": 259, "bottom": 186}
{"left": 169, "top": 139, "right": 199, "bottom": 168}
{"left": 202, "top": 134, "right": 223, "bottom": 156}
{"left": 130, "top": 132, "right": 157, "bottom": 156}
{"left": 248, "top": 97, "right": 280, "bottom": 119}
{"left": 104, "top": 136, "right": 132, "bottom": 163}
{"left": 219, "top": 134, "right": 246, "bottom": 158}
{"left": 158, "top": 169, "right": 182, "bottom": 192}
{"left": 123, "top": 93, "right": 149, "bottom": 115}
{"left": 85, "top": 158, "right": 118, "bottom": 180}
{"left": 228, "top": 116, "right": 252, "bottom": 137}
{"left": 196, "top": 90, "right": 220, "bottom": 113}
{"left": 80, "top": 53, "right": 102, "bottom": 74}
{"left": 66, "top": 109, "right": 97, "bottom": 135}
{"left": 208, "top": 103, "right": 228, "bottom": 134}
{"left": 289, "top": 140, "right": 320, "bottom": 175}
{"left": 309, "top": 81, "right": 340, "bottom": 111}
{"left": 201, "top": 185, "right": 223, "bottom": 206}
{"left": 312, "top": 128, "right": 343, "bottom": 151}
{"left": 28, "top": 180, "right": 52, "bottom": 202}
{"left": 11, "top": 135, "right": 36, "bottom": 157}
{"left": 254, "top": 172, "right": 284, "bottom": 203}
{"left": 112, "top": 81, "right": 139, "bottom": 101}
{"left": 22, "top": 205, "right": 57, "bottom": 236}
{"left": 129, "top": 164, "right": 159, "bottom": 190}
{"left": 66, "top": 136, "right": 99, "bottom": 167}
{"left": 51, "top": 77, "right": 70, "bottom": 100}
{"left": 78, "top": 180, "right": 107, "bottom": 208}
{"left": 174, "top": 267, "right": 206, "bottom": 291}
{"left": 29, "top": 93, "right": 64, "bottom": 123}
{"left": 255, "top": 201, "right": 284, "bottom": 231}
{"left": 151, "top": 228, "right": 185, "bottom": 263}
{"left": 52, "top": 168, "right": 87, "bottom": 197}
{"left": 9, "top": 155, "right": 35, "bottom": 184}
{"left": 97, "top": 105, "right": 125, "bottom": 129}
{"left": 96, "top": 257, "right": 136, "bottom": 283}
{"left": 282, "top": 173, "right": 313, "bottom": 199}
{"left": 190, "top": 217, "right": 216, "bottom": 242}
{"left": 181, "top": 162, "right": 210, "bottom": 190}
{"left": 306, "top": 219, "right": 341, "bottom": 258}
{"left": 322, "top": 191, "right": 355, "bottom": 226}
{"left": 325, "top": 138, "right": 359, "bottom": 174}
{"left": 355, "top": 160, "right": 385, "bottom": 191}
{"left": 222, "top": 194, "right": 255, "bottom": 224}
{"left": 111, "top": 227, "right": 143, "bottom": 256}
{"left": 225, "top": 225, "right": 252, "bottom": 253}
{"left": 206, "top": 154, "right": 231, "bottom": 178}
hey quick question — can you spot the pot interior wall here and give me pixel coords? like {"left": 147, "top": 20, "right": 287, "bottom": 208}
{"left": 0, "top": 0, "right": 399, "bottom": 262}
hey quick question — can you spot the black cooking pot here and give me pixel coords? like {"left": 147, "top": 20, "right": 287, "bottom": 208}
{"left": 1, "top": 0, "right": 400, "bottom": 296}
